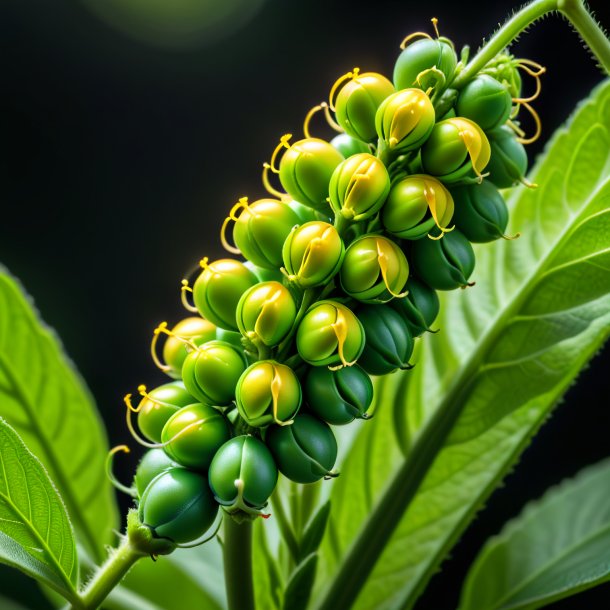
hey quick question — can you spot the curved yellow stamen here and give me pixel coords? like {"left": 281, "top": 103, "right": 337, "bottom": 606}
{"left": 150, "top": 324, "right": 172, "bottom": 373}
{"left": 180, "top": 279, "right": 199, "bottom": 313}
{"left": 262, "top": 163, "right": 289, "bottom": 200}
{"left": 268, "top": 134, "right": 293, "bottom": 174}
{"left": 106, "top": 445, "right": 136, "bottom": 497}
{"left": 329, "top": 68, "right": 360, "bottom": 112}
{"left": 376, "top": 239, "right": 408, "bottom": 299}
{"left": 399, "top": 31, "right": 432, "bottom": 50}
{"left": 515, "top": 101, "right": 542, "bottom": 145}
{"left": 502, "top": 231, "right": 522, "bottom": 241}
{"left": 220, "top": 197, "right": 249, "bottom": 255}
{"left": 154, "top": 320, "right": 199, "bottom": 351}
{"left": 303, "top": 102, "right": 343, "bottom": 139}
{"left": 431, "top": 17, "right": 440, "bottom": 38}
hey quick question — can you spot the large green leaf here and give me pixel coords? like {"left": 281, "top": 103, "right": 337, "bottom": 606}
{"left": 0, "top": 269, "right": 119, "bottom": 561}
{"left": 0, "top": 419, "right": 78, "bottom": 602}
{"left": 460, "top": 457, "right": 610, "bottom": 610}
{"left": 316, "top": 79, "right": 610, "bottom": 610}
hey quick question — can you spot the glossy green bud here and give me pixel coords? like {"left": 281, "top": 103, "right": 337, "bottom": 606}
{"left": 382, "top": 174, "right": 454, "bottom": 239}
{"left": 304, "top": 365, "right": 373, "bottom": 425}
{"left": 330, "top": 133, "right": 371, "bottom": 158}
{"left": 138, "top": 468, "right": 218, "bottom": 544}
{"left": 279, "top": 137, "right": 344, "bottom": 212}
{"left": 456, "top": 75, "right": 513, "bottom": 131}
{"left": 421, "top": 117, "right": 491, "bottom": 183}
{"left": 394, "top": 38, "right": 458, "bottom": 90}
{"left": 231, "top": 198, "right": 300, "bottom": 269}
{"left": 161, "top": 403, "right": 231, "bottom": 470}
{"left": 375, "top": 89, "right": 435, "bottom": 153}
{"left": 134, "top": 449, "right": 179, "bottom": 498}
{"left": 340, "top": 235, "right": 409, "bottom": 303}
{"left": 451, "top": 181, "right": 509, "bottom": 242}
{"left": 236, "top": 281, "right": 297, "bottom": 347}
{"left": 486, "top": 126, "right": 528, "bottom": 188}
{"left": 296, "top": 300, "right": 365, "bottom": 368}
{"left": 412, "top": 228, "right": 475, "bottom": 290}
{"left": 182, "top": 341, "right": 247, "bottom": 406}
{"left": 162, "top": 318, "right": 217, "bottom": 379}
{"left": 328, "top": 153, "right": 390, "bottom": 221}
{"left": 235, "top": 361, "right": 301, "bottom": 427}
{"left": 334, "top": 71, "right": 395, "bottom": 142}
{"left": 209, "top": 436, "right": 278, "bottom": 511}
{"left": 391, "top": 276, "right": 440, "bottom": 336}
{"left": 192, "top": 258, "right": 258, "bottom": 330}
{"left": 265, "top": 413, "right": 337, "bottom": 484}
{"left": 357, "top": 305, "right": 414, "bottom": 375}
{"left": 282, "top": 221, "right": 344, "bottom": 288}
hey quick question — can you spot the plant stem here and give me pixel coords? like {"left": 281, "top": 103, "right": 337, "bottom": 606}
{"left": 223, "top": 517, "right": 255, "bottom": 610}
{"left": 270, "top": 492, "right": 300, "bottom": 563}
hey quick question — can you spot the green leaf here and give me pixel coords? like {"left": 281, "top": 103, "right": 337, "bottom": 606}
{"left": 0, "top": 594, "right": 31, "bottom": 610}
{"left": 316, "top": 79, "right": 610, "bottom": 610}
{"left": 299, "top": 501, "right": 331, "bottom": 562}
{"left": 0, "top": 419, "right": 78, "bottom": 602}
{"left": 253, "top": 518, "right": 282, "bottom": 610}
{"left": 460, "top": 458, "right": 610, "bottom": 610}
{"left": 283, "top": 553, "right": 318, "bottom": 610}
{"left": 0, "top": 269, "right": 119, "bottom": 561}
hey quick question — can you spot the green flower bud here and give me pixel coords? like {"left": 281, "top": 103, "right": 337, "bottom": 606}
{"left": 450, "top": 180, "right": 509, "bottom": 242}
{"left": 456, "top": 75, "right": 513, "bottom": 131}
{"left": 486, "top": 126, "right": 528, "bottom": 188}
{"left": 265, "top": 413, "right": 337, "bottom": 483}
{"left": 421, "top": 117, "right": 491, "bottom": 183}
{"left": 138, "top": 468, "right": 218, "bottom": 544}
{"left": 394, "top": 38, "right": 458, "bottom": 91}
{"left": 182, "top": 341, "right": 247, "bottom": 406}
{"left": 412, "top": 228, "right": 475, "bottom": 290}
{"left": 192, "top": 258, "right": 258, "bottom": 331}
{"left": 375, "top": 89, "right": 435, "bottom": 153}
{"left": 304, "top": 365, "right": 373, "bottom": 425}
{"left": 134, "top": 449, "right": 179, "bottom": 498}
{"left": 235, "top": 361, "right": 301, "bottom": 427}
{"left": 236, "top": 281, "right": 297, "bottom": 347}
{"left": 391, "top": 276, "right": 440, "bottom": 336}
{"left": 296, "top": 300, "right": 365, "bottom": 368}
{"left": 278, "top": 137, "right": 344, "bottom": 212}
{"left": 161, "top": 403, "right": 231, "bottom": 470}
{"left": 340, "top": 235, "right": 409, "bottom": 303}
{"left": 382, "top": 174, "right": 454, "bottom": 239}
{"left": 330, "top": 133, "right": 371, "bottom": 158}
{"left": 209, "top": 436, "right": 278, "bottom": 512}
{"left": 328, "top": 153, "right": 390, "bottom": 221}
{"left": 282, "top": 221, "right": 344, "bottom": 288}
{"left": 334, "top": 70, "right": 395, "bottom": 142}
{"left": 481, "top": 53, "right": 523, "bottom": 98}
{"left": 357, "top": 305, "right": 414, "bottom": 375}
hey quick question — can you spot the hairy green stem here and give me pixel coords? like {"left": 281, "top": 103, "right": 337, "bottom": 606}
{"left": 223, "top": 518, "right": 255, "bottom": 610}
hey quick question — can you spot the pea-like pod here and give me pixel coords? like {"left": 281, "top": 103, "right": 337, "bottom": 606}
{"left": 182, "top": 340, "right": 247, "bottom": 406}
{"left": 192, "top": 258, "right": 258, "bottom": 330}
{"left": 340, "top": 235, "right": 409, "bottom": 303}
{"left": 357, "top": 305, "right": 414, "bottom": 375}
{"left": 450, "top": 180, "right": 509, "bottom": 242}
{"left": 330, "top": 133, "right": 371, "bottom": 158}
{"left": 265, "top": 413, "right": 338, "bottom": 484}
{"left": 390, "top": 276, "right": 440, "bottom": 337}
{"left": 296, "top": 300, "right": 365, "bottom": 368}
{"left": 486, "top": 126, "right": 528, "bottom": 188}
{"left": 456, "top": 75, "right": 513, "bottom": 131}
{"left": 411, "top": 228, "right": 476, "bottom": 290}
{"left": 138, "top": 468, "right": 218, "bottom": 545}
{"left": 134, "top": 448, "right": 179, "bottom": 498}
{"left": 304, "top": 365, "right": 373, "bottom": 425}
{"left": 393, "top": 38, "right": 457, "bottom": 91}
{"left": 282, "top": 221, "right": 344, "bottom": 288}
{"left": 382, "top": 174, "right": 454, "bottom": 240}
{"left": 235, "top": 361, "right": 301, "bottom": 427}
{"left": 209, "top": 436, "right": 278, "bottom": 512}
{"left": 161, "top": 403, "right": 231, "bottom": 470}
{"left": 328, "top": 153, "right": 390, "bottom": 222}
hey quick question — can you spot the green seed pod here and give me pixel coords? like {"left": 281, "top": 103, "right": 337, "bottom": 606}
{"left": 161, "top": 403, "right": 231, "bottom": 470}
{"left": 134, "top": 449, "right": 179, "bottom": 498}
{"left": 282, "top": 221, "right": 344, "bottom": 288}
{"left": 375, "top": 89, "right": 435, "bottom": 153}
{"left": 450, "top": 180, "right": 509, "bottom": 242}
{"left": 486, "top": 126, "right": 528, "bottom": 188}
{"left": 382, "top": 174, "right": 454, "bottom": 239}
{"left": 192, "top": 258, "right": 258, "bottom": 330}
{"left": 235, "top": 361, "right": 301, "bottom": 427}
{"left": 236, "top": 281, "right": 297, "bottom": 347}
{"left": 421, "top": 117, "right": 491, "bottom": 183}
{"left": 304, "top": 365, "right": 373, "bottom": 425}
{"left": 265, "top": 413, "right": 337, "bottom": 483}
{"left": 357, "top": 305, "right": 414, "bottom": 375}
{"left": 182, "top": 341, "right": 247, "bottom": 406}
{"left": 296, "top": 300, "right": 365, "bottom": 368}
{"left": 209, "top": 436, "right": 278, "bottom": 511}
{"left": 138, "top": 468, "right": 218, "bottom": 544}
{"left": 455, "top": 74, "right": 513, "bottom": 131}
{"left": 229, "top": 198, "right": 300, "bottom": 269}
{"left": 394, "top": 38, "right": 458, "bottom": 91}
{"left": 278, "top": 137, "right": 344, "bottom": 212}
{"left": 330, "top": 133, "right": 371, "bottom": 158}
{"left": 328, "top": 153, "right": 390, "bottom": 221}
{"left": 412, "top": 228, "right": 476, "bottom": 290}
{"left": 334, "top": 70, "right": 395, "bottom": 142}
{"left": 340, "top": 235, "right": 409, "bottom": 303}
{"left": 391, "top": 276, "right": 440, "bottom": 336}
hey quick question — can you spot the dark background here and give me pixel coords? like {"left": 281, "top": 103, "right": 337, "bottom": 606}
{"left": 1, "top": 0, "right": 609, "bottom": 608}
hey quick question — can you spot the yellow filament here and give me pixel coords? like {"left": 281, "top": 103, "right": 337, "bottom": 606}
{"left": 220, "top": 197, "right": 249, "bottom": 255}
{"left": 150, "top": 324, "right": 171, "bottom": 373}
{"left": 124, "top": 384, "right": 149, "bottom": 413}
{"left": 515, "top": 101, "right": 542, "bottom": 145}
{"left": 519, "top": 176, "right": 538, "bottom": 189}
{"left": 180, "top": 279, "right": 199, "bottom": 313}
{"left": 271, "top": 365, "right": 294, "bottom": 426}
{"left": 431, "top": 17, "right": 440, "bottom": 38}
{"left": 328, "top": 67, "right": 360, "bottom": 111}
{"left": 323, "top": 103, "right": 343, "bottom": 132}
{"left": 376, "top": 239, "right": 409, "bottom": 298}
{"left": 507, "top": 119, "right": 526, "bottom": 138}
{"left": 105, "top": 445, "right": 136, "bottom": 497}
{"left": 268, "top": 134, "right": 293, "bottom": 174}
{"left": 502, "top": 231, "right": 522, "bottom": 241}
{"left": 154, "top": 320, "right": 199, "bottom": 351}
{"left": 262, "top": 163, "right": 289, "bottom": 200}
{"left": 399, "top": 31, "right": 432, "bottom": 50}
{"left": 303, "top": 102, "right": 343, "bottom": 139}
